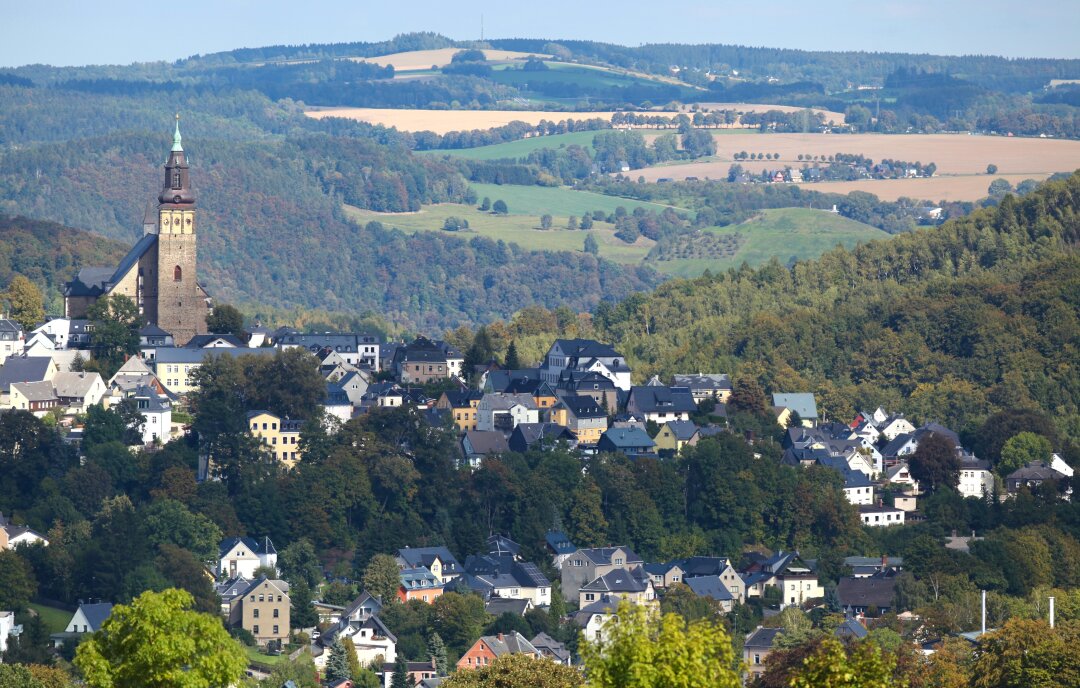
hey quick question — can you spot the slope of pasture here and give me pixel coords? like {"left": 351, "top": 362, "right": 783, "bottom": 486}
{"left": 468, "top": 183, "right": 684, "bottom": 216}
{"left": 352, "top": 48, "right": 550, "bottom": 71}
{"left": 652, "top": 207, "right": 887, "bottom": 277}
{"left": 635, "top": 133, "right": 1080, "bottom": 178}
{"left": 418, "top": 131, "right": 599, "bottom": 160}
{"left": 343, "top": 203, "right": 654, "bottom": 264}
{"left": 304, "top": 108, "right": 630, "bottom": 134}
{"left": 489, "top": 61, "right": 694, "bottom": 93}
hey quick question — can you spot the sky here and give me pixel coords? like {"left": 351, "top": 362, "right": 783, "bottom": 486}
{"left": 2, "top": 0, "right": 1078, "bottom": 68}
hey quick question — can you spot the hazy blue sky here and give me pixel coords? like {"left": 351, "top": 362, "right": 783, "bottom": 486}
{"left": 3, "top": 0, "right": 1078, "bottom": 68}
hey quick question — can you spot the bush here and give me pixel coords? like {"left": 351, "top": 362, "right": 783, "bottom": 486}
{"left": 230, "top": 627, "right": 256, "bottom": 647}
{"left": 492, "top": 200, "right": 508, "bottom": 214}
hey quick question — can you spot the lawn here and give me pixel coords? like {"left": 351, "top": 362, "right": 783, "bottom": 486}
{"left": 245, "top": 645, "right": 290, "bottom": 667}
{"left": 344, "top": 202, "right": 653, "bottom": 264}
{"left": 28, "top": 602, "right": 71, "bottom": 634}
{"left": 468, "top": 183, "right": 683, "bottom": 216}
{"left": 652, "top": 207, "right": 886, "bottom": 277}
{"left": 417, "top": 130, "right": 600, "bottom": 160}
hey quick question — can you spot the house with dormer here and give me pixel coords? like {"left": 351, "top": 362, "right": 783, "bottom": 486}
{"left": 627, "top": 384, "right": 697, "bottom": 424}
{"left": 396, "top": 546, "right": 462, "bottom": 584}
{"left": 561, "top": 546, "right": 645, "bottom": 601}
{"left": 741, "top": 551, "right": 822, "bottom": 609}
{"left": 579, "top": 567, "right": 655, "bottom": 607}
{"left": 397, "top": 568, "right": 444, "bottom": 603}
{"left": 218, "top": 536, "right": 278, "bottom": 579}
{"left": 540, "top": 339, "right": 632, "bottom": 391}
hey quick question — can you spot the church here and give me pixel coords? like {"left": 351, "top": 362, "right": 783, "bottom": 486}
{"left": 64, "top": 117, "right": 210, "bottom": 345}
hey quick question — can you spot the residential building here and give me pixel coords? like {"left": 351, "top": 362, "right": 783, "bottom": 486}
{"left": 457, "top": 631, "right": 541, "bottom": 670}
{"left": 643, "top": 562, "right": 685, "bottom": 590}
{"left": 397, "top": 567, "right": 444, "bottom": 603}
{"left": 379, "top": 661, "right": 438, "bottom": 688}
{"left": 573, "top": 597, "right": 619, "bottom": 644}
{"left": 1005, "top": 461, "right": 1070, "bottom": 498}
{"left": 137, "top": 324, "right": 174, "bottom": 360}
{"left": 437, "top": 390, "right": 483, "bottom": 432}
{"left": 229, "top": 577, "right": 290, "bottom": 647}
{"left": 744, "top": 627, "right": 784, "bottom": 679}
{"left": 579, "top": 568, "right": 655, "bottom": 607}
{"left": 7, "top": 381, "right": 61, "bottom": 417}
{"left": 397, "top": 546, "right": 463, "bottom": 584}
{"left": 0, "top": 512, "right": 49, "bottom": 550}
{"left": 673, "top": 373, "right": 732, "bottom": 403}
{"left": 742, "top": 551, "right": 823, "bottom": 609}
{"left": 247, "top": 410, "right": 304, "bottom": 467}
{"left": 393, "top": 336, "right": 463, "bottom": 383}
{"left": 540, "top": 339, "right": 632, "bottom": 391}
{"left": 0, "top": 610, "right": 16, "bottom": 656}
{"left": 462, "top": 430, "right": 509, "bottom": 467}
{"left": 0, "top": 319, "right": 24, "bottom": 364}
{"left": 684, "top": 576, "right": 735, "bottom": 612}
{"left": 52, "top": 602, "right": 113, "bottom": 648}
{"left": 465, "top": 558, "right": 552, "bottom": 608}
{"left": 508, "top": 423, "right": 577, "bottom": 453}
{"left": 626, "top": 384, "right": 697, "bottom": 424}
{"left": 476, "top": 393, "right": 539, "bottom": 433}
{"left": 653, "top": 420, "right": 699, "bottom": 455}
{"left": 545, "top": 530, "right": 576, "bottom": 570}
{"left": 555, "top": 370, "right": 619, "bottom": 410}
{"left": 128, "top": 384, "right": 173, "bottom": 444}
{"left": 772, "top": 393, "right": 819, "bottom": 426}
{"left": 218, "top": 536, "right": 278, "bottom": 579}
{"left": 677, "top": 556, "right": 746, "bottom": 602}
{"left": 549, "top": 395, "right": 608, "bottom": 444}
{"left": 315, "top": 613, "right": 397, "bottom": 667}
{"left": 277, "top": 332, "right": 381, "bottom": 370}
{"left": 561, "top": 546, "right": 644, "bottom": 601}
{"left": 836, "top": 570, "right": 899, "bottom": 616}
{"left": 859, "top": 503, "right": 906, "bottom": 527}
{"left": 152, "top": 347, "right": 274, "bottom": 395}
{"left": 597, "top": 427, "right": 656, "bottom": 458}
{"left": 530, "top": 632, "right": 571, "bottom": 665}
{"left": 52, "top": 371, "right": 106, "bottom": 411}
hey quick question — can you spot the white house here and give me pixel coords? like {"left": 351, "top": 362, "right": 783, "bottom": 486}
{"left": 0, "top": 513, "right": 50, "bottom": 550}
{"left": 32, "top": 319, "right": 73, "bottom": 350}
{"left": 476, "top": 393, "right": 539, "bottom": 433}
{"left": 131, "top": 386, "right": 173, "bottom": 444}
{"left": 0, "top": 319, "right": 25, "bottom": 364}
{"left": 53, "top": 371, "right": 106, "bottom": 411}
{"left": 218, "top": 537, "right": 278, "bottom": 579}
{"left": 541, "top": 339, "right": 632, "bottom": 391}
{"left": 0, "top": 610, "right": 17, "bottom": 656}
{"left": 859, "top": 504, "right": 906, "bottom": 527}
{"left": 572, "top": 598, "right": 619, "bottom": 644}
{"left": 52, "top": 602, "right": 113, "bottom": 647}
{"left": 957, "top": 458, "right": 995, "bottom": 499}
{"left": 879, "top": 416, "right": 916, "bottom": 441}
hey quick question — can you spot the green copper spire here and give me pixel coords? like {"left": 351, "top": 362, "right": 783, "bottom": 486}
{"left": 171, "top": 113, "right": 183, "bottom": 152}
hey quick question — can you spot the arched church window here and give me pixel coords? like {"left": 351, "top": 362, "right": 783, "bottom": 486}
{"left": 174, "top": 265, "right": 182, "bottom": 282}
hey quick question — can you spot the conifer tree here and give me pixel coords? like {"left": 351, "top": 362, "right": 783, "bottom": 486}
{"left": 326, "top": 638, "right": 351, "bottom": 682}
{"left": 503, "top": 341, "right": 521, "bottom": 371}
{"left": 428, "top": 632, "right": 448, "bottom": 676}
{"left": 391, "top": 656, "right": 410, "bottom": 688}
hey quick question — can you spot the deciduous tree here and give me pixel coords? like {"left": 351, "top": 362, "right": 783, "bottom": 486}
{"left": 362, "top": 553, "right": 402, "bottom": 605}
{"left": 909, "top": 431, "right": 961, "bottom": 492}
{"left": 3, "top": 275, "right": 45, "bottom": 332}
{"left": 441, "top": 653, "right": 583, "bottom": 687}
{"left": 74, "top": 588, "right": 246, "bottom": 688}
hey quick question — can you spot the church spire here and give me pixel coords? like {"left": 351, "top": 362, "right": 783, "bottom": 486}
{"left": 159, "top": 115, "right": 195, "bottom": 206}
{"left": 171, "top": 113, "right": 183, "bottom": 153}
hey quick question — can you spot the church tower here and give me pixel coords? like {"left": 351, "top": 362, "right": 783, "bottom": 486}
{"left": 154, "top": 115, "right": 207, "bottom": 345}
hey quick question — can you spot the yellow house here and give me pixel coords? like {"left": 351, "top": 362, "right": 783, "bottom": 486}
{"left": 153, "top": 348, "right": 274, "bottom": 395}
{"left": 436, "top": 390, "right": 483, "bottom": 432}
{"left": 550, "top": 395, "right": 608, "bottom": 445}
{"left": 653, "top": 420, "right": 699, "bottom": 455}
{"left": 247, "top": 411, "right": 303, "bottom": 468}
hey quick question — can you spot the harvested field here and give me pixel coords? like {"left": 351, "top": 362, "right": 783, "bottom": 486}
{"left": 682, "top": 102, "right": 847, "bottom": 124}
{"left": 796, "top": 174, "right": 1054, "bottom": 202}
{"left": 351, "top": 48, "right": 550, "bottom": 71}
{"left": 305, "top": 108, "right": 654, "bottom": 133}
{"left": 643, "top": 133, "right": 1080, "bottom": 176}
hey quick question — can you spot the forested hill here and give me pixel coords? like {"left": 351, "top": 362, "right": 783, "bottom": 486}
{"left": 0, "top": 95, "right": 660, "bottom": 330}
{"left": 0, "top": 215, "right": 127, "bottom": 313}
{"left": 507, "top": 175, "right": 1079, "bottom": 445}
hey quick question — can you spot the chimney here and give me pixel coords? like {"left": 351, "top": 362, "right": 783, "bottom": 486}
{"left": 1050, "top": 596, "right": 1056, "bottom": 629}
{"left": 497, "top": 633, "right": 504, "bottom": 642}
{"left": 881, "top": 554, "right": 888, "bottom": 569}
{"left": 981, "top": 590, "right": 986, "bottom": 635}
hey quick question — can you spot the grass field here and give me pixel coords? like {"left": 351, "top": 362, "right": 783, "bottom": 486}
{"left": 468, "top": 183, "right": 682, "bottom": 216}
{"left": 344, "top": 202, "right": 654, "bottom": 263}
{"left": 652, "top": 208, "right": 888, "bottom": 277}
{"left": 683, "top": 102, "right": 848, "bottom": 124}
{"left": 417, "top": 130, "right": 599, "bottom": 160}
{"left": 245, "top": 645, "right": 290, "bottom": 667}
{"left": 29, "top": 602, "right": 71, "bottom": 634}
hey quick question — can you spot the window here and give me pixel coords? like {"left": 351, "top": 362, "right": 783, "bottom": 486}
{"left": 253, "top": 625, "right": 259, "bottom": 635}
{"left": 754, "top": 654, "right": 761, "bottom": 665}
{"left": 173, "top": 265, "right": 182, "bottom": 281}
{"left": 273, "top": 625, "right": 279, "bottom": 635}
{"left": 253, "top": 609, "right": 259, "bottom": 618}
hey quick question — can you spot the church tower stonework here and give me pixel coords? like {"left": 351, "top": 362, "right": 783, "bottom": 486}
{"left": 154, "top": 116, "right": 207, "bottom": 345}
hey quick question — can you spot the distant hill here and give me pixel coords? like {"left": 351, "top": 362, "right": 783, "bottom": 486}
{"left": 0, "top": 215, "right": 127, "bottom": 313}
